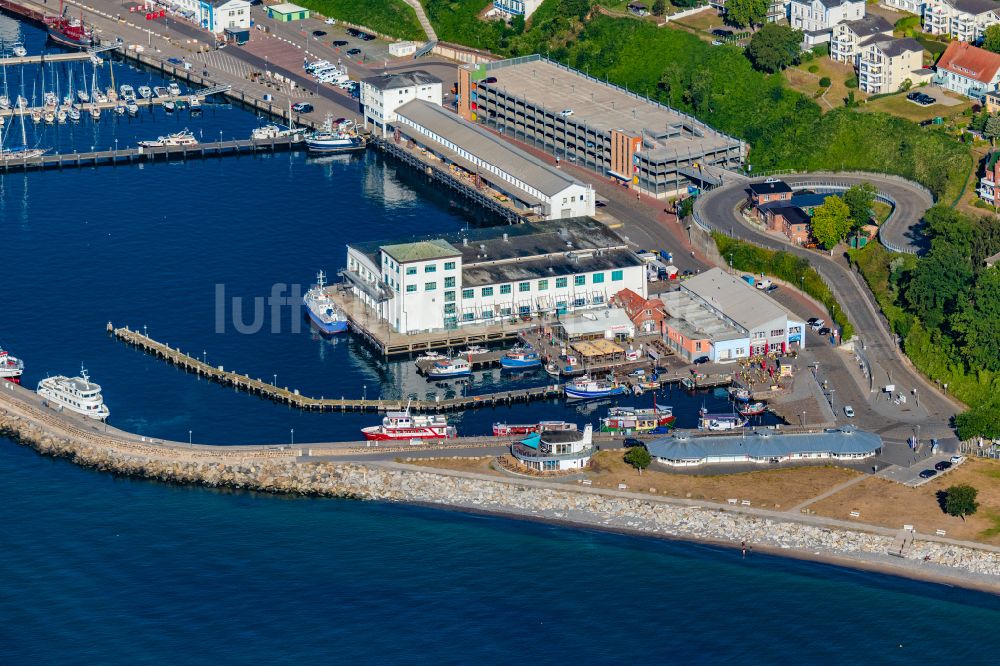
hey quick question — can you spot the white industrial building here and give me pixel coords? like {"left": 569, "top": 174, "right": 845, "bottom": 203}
{"left": 393, "top": 99, "right": 596, "bottom": 220}
{"left": 681, "top": 269, "right": 807, "bottom": 357}
{"left": 361, "top": 70, "right": 444, "bottom": 137}
{"left": 342, "top": 219, "right": 647, "bottom": 334}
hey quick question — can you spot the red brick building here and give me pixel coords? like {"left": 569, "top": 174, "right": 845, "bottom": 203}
{"left": 747, "top": 180, "right": 793, "bottom": 209}
{"left": 613, "top": 288, "right": 665, "bottom": 334}
{"left": 762, "top": 205, "right": 811, "bottom": 245}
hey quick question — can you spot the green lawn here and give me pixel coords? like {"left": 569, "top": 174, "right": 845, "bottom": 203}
{"left": 861, "top": 92, "right": 971, "bottom": 123}
{"left": 298, "top": 0, "right": 425, "bottom": 40}
{"left": 423, "top": 0, "right": 511, "bottom": 51}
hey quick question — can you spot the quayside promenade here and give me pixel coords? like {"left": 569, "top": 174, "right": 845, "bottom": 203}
{"left": 1, "top": 380, "right": 998, "bottom": 592}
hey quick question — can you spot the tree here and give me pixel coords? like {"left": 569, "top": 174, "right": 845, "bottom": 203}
{"left": 810, "top": 195, "right": 851, "bottom": 249}
{"left": 952, "top": 267, "right": 1000, "bottom": 372}
{"left": 624, "top": 446, "right": 652, "bottom": 474}
{"left": 746, "top": 23, "right": 804, "bottom": 73}
{"left": 983, "top": 24, "right": 1000, "bottom": 54}
{"left": 843, "top": 183, "right": 877, "bottom": 231}
{"left": 944, "top": 484, "right": 980, "bottom": 520}
{"left": 726, "top": 0, "right": 768, "bottom": 28}
{"left": 984, "top": 114, "right": 1000, "bottom": 145}
{"left": 652, "top": 0, "right": 667, "bottom": 15}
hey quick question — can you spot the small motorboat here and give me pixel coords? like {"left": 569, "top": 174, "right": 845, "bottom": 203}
{"left": 163, "top": 100, "right": 175, "bottom": 112}
{"left": 500, "top": 345, "right": 541, "bottom": 370}
{"left": 738, "top": 401, "right": 767, "bottom": 417}
{"left": 137, "top": 86, "right": 152, "bottom": 99}
{"left": 126, "top": 102, "right": 139, "bottom": 116}
{"left": 11, "top": 42, "right": 27, "bottom": 58}
{"left": 728, "top": 386, "right": 751, "bottom": 403}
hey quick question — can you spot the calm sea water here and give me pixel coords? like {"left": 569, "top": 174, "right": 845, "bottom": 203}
{"left": 2, "top": 18, "right": 998, "bottom": 662}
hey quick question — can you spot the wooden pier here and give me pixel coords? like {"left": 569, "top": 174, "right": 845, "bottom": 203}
{"left": 110, "top": 324, "right": 564, "bottom": 413}
{"left": 0, "top": 52, "right": 95, "bottom": 67}
{"left": 0, "top": 134, "right": 305, "bottom": 172}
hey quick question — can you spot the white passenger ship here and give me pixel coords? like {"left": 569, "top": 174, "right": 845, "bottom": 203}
{"left": 37, "top": 366, "right": 110, "bottom": 420}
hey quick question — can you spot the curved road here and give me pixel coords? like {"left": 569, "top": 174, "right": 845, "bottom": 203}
{"left": 696, "top": 174, "right": 958, "bottom": 441}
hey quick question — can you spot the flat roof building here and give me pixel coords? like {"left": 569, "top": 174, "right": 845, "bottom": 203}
{"left": 646, "top": 427, "right": 882, "bottom": 467}
{"left": 361, "top": 70, "right": 444, "bottom": 137}
{"left": 343, "top": 219, "right": 647, "bottom": 334}
{"left": 458, "top": 55, "right": 745, "bottom": 199}
{"left": 393, "top": 100, "right": 595, "bottom": 220}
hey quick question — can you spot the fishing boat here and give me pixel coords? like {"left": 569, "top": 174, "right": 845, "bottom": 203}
{"left": 0, "top": 347, "right": 24, "bottom": 383}
{"left": 500, "top": 345, "right": 541, "bottom": 370}
{"left": 304, "top": 114, "right": 364, "bottom": 153}
{"left": 738, "top": 401, "right": 767, "bottom": 417}
{"left": 11, "top": 43, "right": 26, "bottom": 58}
{"left": 137, "top": 86, "right": 152, "bottom": 99}
{"left": 425, "top": 357, "right": 472, "bottom": 379}
{"left": 138, "top": 129, "right": 198, "bottom": 148}
{"left": 45, "top": 3, "right": 94, "bottom": 49}
{"left": 36, "top": 366, "right": 110, "bottom": 420}
{"left": 416, "top": 351, "right": 449, "bottom": 363}
{"left": 492, "top": 421, "right": 576, "bottom": 437}
{"left": 600, "top": 402, "right": 676, "bottom": 434}
{"left": 564, "top": 375, "right": 627, "bottom": 400}
{"left": 302, "top": 270, "right": 348, "bottom": 334}
{"left": 361, "top": 407, "right": 456, "bottom": 440}
{"left": 728, "top": 386, "right": 751, "bottom": 402}
{"left": 251, "top": 124, "right": 294, "bottom": 140}
{"left": 459, "top": 345, "right": 487, "bottom": 356}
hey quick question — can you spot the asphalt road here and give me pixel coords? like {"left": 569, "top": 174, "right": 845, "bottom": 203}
{"left": 696, "top": 176, "right": 959, "bottom": 441}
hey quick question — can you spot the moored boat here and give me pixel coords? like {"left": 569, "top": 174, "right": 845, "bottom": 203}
{"left": 45, "top": 4, "right": 94, "bottom": 50}
{"left": 493, "top": 421, "right": 576, "bottom": 437}
{"left": 303, "top": 270, "right": 348, "bottom": 334}
{"left": 36, "top": 366, "right": 110, "bottom": 420}
{"left": 137, "top": 86, "right": 152, "bottom": 99}
{"left": 305, "top": 114, "right": 364, "bottom": 153}
{"left": 728, "top": 386, "right": 751, "bottom": 402}
{"left": 361, "top": 408, "right": 456, "bottom": 440}
{"left": 0, "top": 347, "right": 24, "bottom": 383}
{"left": 564, "top": 375, "right": 627, "bottom": 400}
{"left": 138, "top": 129, "right": 198, "bottom": 148}
{"left": 11, "top": 42, "right": 27, "bottom": 58}
{"left": 600, "top": 403, "right": 675, "bottom": 434}
{"left": 738, "top": 401, "right": 767, "bottom": 417}
{"left": 500, "top": 345, "right": 541, "bottom": 370}
{"left": 426, "top": 357, "right": 472, "bottom": 379}
{"left": 698, "top": 411, "right": 747, "bottom": 431}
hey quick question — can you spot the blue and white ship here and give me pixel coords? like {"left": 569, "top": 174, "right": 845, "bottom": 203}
{"left": 500, "top": 345, "right": 541, "bottom": 370}
{"left": 303, "top": 270, "right": 348, "bottom": 334}
{"left": 564, "top": 376, "right": 628, "bottom": 400}
{"left": 426, "top": 357, "right": 472, "bottom": 379}
{"left": 305, "top": 115, "right": 365, "bottom": 154}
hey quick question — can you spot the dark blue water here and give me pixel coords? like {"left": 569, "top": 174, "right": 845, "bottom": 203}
{"left": 2, "top": 18, "right": 998, "bottom": 659}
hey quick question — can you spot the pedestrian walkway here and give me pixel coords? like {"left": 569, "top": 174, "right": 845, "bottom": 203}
{"left": 787, "top": 474, "right": 868, "bottom": 514}
{"left": 402, "top": 0, "right": 438, "bottom": 42}
{"left": 195, "top": 51, "right": 254, "bottom": 81}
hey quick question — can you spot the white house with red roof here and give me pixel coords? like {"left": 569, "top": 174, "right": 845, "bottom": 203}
{"left": 935, "top": 41, "right": 1000, "bottom": 98}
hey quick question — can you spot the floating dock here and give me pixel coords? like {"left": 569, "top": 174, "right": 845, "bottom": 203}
{"left": 0, "top": 51, "right": 96, "bottom": 66}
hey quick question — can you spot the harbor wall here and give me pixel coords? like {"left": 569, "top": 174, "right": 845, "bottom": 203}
{"left": 1, "top": 399, "right": 998, "bottom": 590}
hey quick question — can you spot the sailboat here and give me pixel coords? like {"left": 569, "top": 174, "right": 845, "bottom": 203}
{"left": 77, "top": 62, "right": 89, "bottom": 103}
{"left": 1, "top": 87, "right": 48, "bottom": 160}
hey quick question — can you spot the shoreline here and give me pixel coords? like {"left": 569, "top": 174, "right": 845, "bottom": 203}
{"left": 1, "top": 394, "right": 998, "bottom": 596}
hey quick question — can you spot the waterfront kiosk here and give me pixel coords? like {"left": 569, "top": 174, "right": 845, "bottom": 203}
{"left": 511, "top": 425, "right": 594, "bottom": 472}
{"left": 343, "top": 219, "right": 647, "bottom": 334}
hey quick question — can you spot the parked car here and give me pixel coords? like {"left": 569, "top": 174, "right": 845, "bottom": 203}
{"left": 312, "top": 30, "right": 327, "bottom": 37}
{"left": 711, "top": 28, "right": 731, "bottom": 37}
{"left": 623, "top": 438, "right": 646, "bottom": 448}
{"left": 347, "top": 48, "right": 362, "bottom": 56}
{"left": 843, "top": 405, "right": 855, "bottom": 418}
{"left": 559, "top": 108, "right": 574, "bottom": 117}
{"left": 167, "top": 57, "right": 183, "bottom": 65}
{"left": 693, "top": 356, "right": 710, "bottom": 365}
{"left": 291, "top": 102, "right": 313, "bottom": 113}
{"left": 766, "top": 284, "right": 779, "bottom": 293}
{"left": 906, "top": 91, "right": 920, "bottom": 101}
{"left": 934, "top": 461, "right": 952, "bottom": 471}
{"left": 325, "top": 18, "right": 336, "bottom": 25}
{"left": 809, "top": 319, "right": 825, "bottom": 330}
{"left": 918, "top": 469, "right": 937, "bottom": 479}
{"left": 333, "top": 40, "right": 348, "bottom": 47}
{"left": 818, "top": 327, "right": 831, "bottom": 336}
{"left": 359, "top": 32, "right": 375, "bottom": 41}
{"left": 347, "top": 28, "right": 361, "bottom": 37}
{"left": 484, "top": 76, "right": 498, "bottom": 83}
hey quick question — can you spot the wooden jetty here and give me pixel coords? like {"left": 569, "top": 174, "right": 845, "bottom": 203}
{"left": 0, "top": 134, "right": 304, "bottom": 173}
{"left": 0, "top": 52, "right": 95, "bottom": 67}
{"left": 110, "top": 324, "right": 564, "bottom": 413}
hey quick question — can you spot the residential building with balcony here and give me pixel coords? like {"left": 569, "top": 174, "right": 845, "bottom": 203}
{"left": 979, "top": 151, "right": 1000, "bottom": 203}
{"left": 881, "top": 0, "right": 925, "bottom": 13}
{"left": 922, "top": 0, "right": 999, "bottom": 42}
{"left": 830, "top": 14, "right": 893, "bottom": 64}
{"left": 857, "top": 37, "right": 926, "bottom": 94}
{"left": 935, "top": 40, "right": 1000, "bottom": 97}
{"left": 492, "top": 0, "right": 543, "bottom": 19}
{"left": 789, "top": 0, "right": 865, "bottom": 46}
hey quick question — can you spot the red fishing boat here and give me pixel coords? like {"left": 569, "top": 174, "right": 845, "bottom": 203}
{"left": 0, "top": 347, "right": 24, "bottom": 384}
{"left": 45, "top": 2, "right": 94, "bottom": 49}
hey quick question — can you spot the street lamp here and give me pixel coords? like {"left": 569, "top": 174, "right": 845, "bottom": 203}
{"left": 363, "top": 384, "right": 367, "bottom": 401}
{"left": 290, "top": 428, "right": 295, "bottom": 445}
{"left": 202, "top": 350, "right": 206, "bottom": 364}
{"left": 273, "top": 373, "right": 277, "bottom": 386}
{"left": 188, "top": 430, "right": 192, "bottom": 446}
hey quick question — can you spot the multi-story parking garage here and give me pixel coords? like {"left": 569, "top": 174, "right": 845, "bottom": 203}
{"left": 458, "top": 55, "right": 745, "bottom": 198}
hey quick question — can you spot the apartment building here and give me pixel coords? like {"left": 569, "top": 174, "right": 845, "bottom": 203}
{"left": 857, "top": 37, "right": 926, "bottom": 94}
{"left": 830, "top": 14, "right": 893, "bottom": 64}
{"left": 923, "top": 0, "right": 999, "bottom": 43}
{"left": 789, "top": 0, "right": 865, "bottom": 46}
{"left": 936, "top": 40, "right": 1000, "bottom": 97}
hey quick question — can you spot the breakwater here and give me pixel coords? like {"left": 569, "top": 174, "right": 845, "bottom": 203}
{"left": 1, "top": 385, "right": 997, "bottom": 590}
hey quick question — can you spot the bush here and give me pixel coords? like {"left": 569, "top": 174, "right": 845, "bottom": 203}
{"left": 713, "top": 233, "right": 855, "bottom": 339}
{"left": 819, "top": 76, "right": 831, "bottom": 87}
{"left": 845, "top": 75, "right": 859, "bottom": 89}
{"left": 808, "top": 64, "right": 819, "bottom": 73}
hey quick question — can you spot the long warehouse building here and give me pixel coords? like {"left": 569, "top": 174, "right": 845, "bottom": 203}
{"left": 393, "top": 99, "right": 595, "bottom": 220}
{"left": 458, "top": 55, "right": 745, "bottom": 198}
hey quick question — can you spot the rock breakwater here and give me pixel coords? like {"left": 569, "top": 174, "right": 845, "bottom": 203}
{"left": 2, "top": 399, "right": 998, "bottom": 591}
